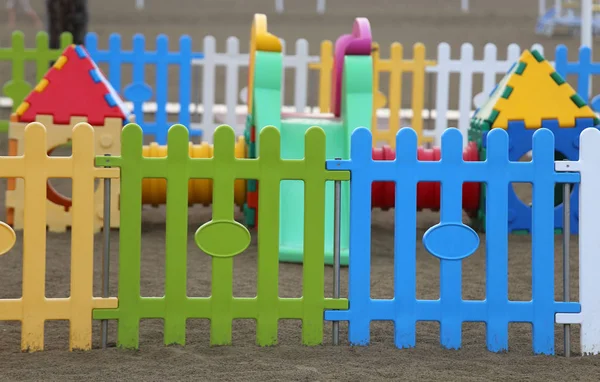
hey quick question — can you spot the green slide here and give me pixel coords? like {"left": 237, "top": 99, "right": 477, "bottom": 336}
{"left": 252, "top": 51, "right": 372, "bottom": 266}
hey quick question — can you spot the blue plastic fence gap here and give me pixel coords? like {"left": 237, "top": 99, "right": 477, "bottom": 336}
{"left": 324, "top": 127, "right": 581, "bottom": 355}
{"left": 84, "top": 32, "right": 204, "bottom": 144}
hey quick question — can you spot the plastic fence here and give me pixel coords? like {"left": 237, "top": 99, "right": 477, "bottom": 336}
{"left": 324, "top": 127, "right": 581, "bottom": 355}
{"left": 92, "top": 123, "right": 348, "bottom": 349}
{"left": 0, "top": 122, "right": 597, "bottom": 355}
{"left": 84, "top": 33, "right": 204, "bottom": 143}
{"left": 0, "top": 122, "right": 118, "bottom": 351}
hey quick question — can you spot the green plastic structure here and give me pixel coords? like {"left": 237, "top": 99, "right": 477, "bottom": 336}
{"left": 247, "top": 46, "right": 373, "bottom": 266}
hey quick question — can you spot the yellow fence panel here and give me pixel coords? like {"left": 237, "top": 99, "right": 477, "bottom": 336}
{"left": 0, "top": 122, "right": 118, "bottom": 352}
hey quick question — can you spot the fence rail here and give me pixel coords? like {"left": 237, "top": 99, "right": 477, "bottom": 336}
{"left": 1, "top": 32, "right": 600, "bottom": 146}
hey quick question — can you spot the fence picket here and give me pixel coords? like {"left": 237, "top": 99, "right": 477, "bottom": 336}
{"left": 481, "top": 44, "right": 499, "bottom": 103}
{"left": 179, "top": 35, "right": 193, "bottom": 129}
{"left": 457, "top": 44, "right": 475, "bottom": 144}
{"left": 292, "top": 39, "right": 310, "bottom": 113}
{"left": 431, "top": 43, "right": 452, "bottom": 145}
{"left": 201, "top": 36, "right": 217, "bottom": 138}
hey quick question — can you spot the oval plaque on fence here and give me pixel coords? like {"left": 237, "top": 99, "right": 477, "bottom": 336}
{"left": 194, "top": 219, "right": 251, "bottom": 258}
{"left": 422, "top": 222, "right": 479, "bottom": 261}
{"left": 0, "top": 222, "right": 16, "bottom": 256}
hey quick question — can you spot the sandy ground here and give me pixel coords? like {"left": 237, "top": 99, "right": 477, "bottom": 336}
{"left": 1, "top": 0, "right": 600, "bottom": 381}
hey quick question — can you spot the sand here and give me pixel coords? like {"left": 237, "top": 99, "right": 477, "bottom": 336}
{"left": 0, "top": 0, "right": 599, "bottom": 380}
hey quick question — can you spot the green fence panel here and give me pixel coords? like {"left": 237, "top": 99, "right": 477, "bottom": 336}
{"left": 0, "top": 31, "right": 72, "bottom": 132}
{"left": 94, "top": 123, "right": 349, "bottom": 349}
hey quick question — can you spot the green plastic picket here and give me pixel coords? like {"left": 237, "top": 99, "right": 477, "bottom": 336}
{"left": 93, "top": 123, "right": 349, "bottom": 349}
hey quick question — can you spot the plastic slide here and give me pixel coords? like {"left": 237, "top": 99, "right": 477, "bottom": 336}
{"left": 249, "top": 16, "right": 373, "bottom": 265}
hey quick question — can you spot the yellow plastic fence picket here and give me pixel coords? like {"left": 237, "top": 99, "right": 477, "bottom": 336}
{"left": 309, "top": 41, "right": 436, "bottom": 147}
{"left": 0, "top": 122, "right": 118, "bottom": 352}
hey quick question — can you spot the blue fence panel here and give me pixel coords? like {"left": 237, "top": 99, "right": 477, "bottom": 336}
{"left": 85, "top": 32, "right": 204, "bottom": 144}
{"left": 554, "top": 44, "right": 600, "bottom": 104}
{"left": 325, "top": 127, "right": 581, "bottom": 355}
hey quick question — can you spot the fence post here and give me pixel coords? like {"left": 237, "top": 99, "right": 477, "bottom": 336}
{"left": 556, "top": 127, "right": 600, "bottom": 355}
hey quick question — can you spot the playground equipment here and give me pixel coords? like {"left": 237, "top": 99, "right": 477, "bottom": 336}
{"left": 245, "top": 14, "right": 372, "bottom": 266}
{"left": 470, "top": 48, "right": 599, "bottom": 233}
{"left": 536, "top": 0, "right": 600, "bottom": 37}
{"left": 243, "top": 14, "right": 599, "bottom": 268}
{"left": 368, "top": 47, "right": 597, "bottom": 236}
{"left": 6, "top": 45, "right": 128, "bottom": 232}
{"left": 5, "top": 44, "right": 247, "bottom": 233}
{"left": 371, "top": 143, "right": 481, "bottom": 212}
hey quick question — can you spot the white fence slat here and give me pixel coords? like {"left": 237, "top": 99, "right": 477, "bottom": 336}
{"left": 482, "top": 44, "right": 499, "bottom": 98}
{"left": 200, "top": 36, "right": 217, "bottom": 139}
{"left": 458, "top": 43, "right": 475, "bottom": 144}
{"left": 292, "top": 39, "right": 310, "bottom": 113}
{"left": 431, "top": 43, "right": 451, "bottom": 145}
{"left": 555, "top": 127, "right": 600, "bottom": 355}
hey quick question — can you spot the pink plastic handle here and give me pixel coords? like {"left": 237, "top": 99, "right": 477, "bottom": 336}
{"left": 331, "top": 18, "right": 372, "bottom": 117}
